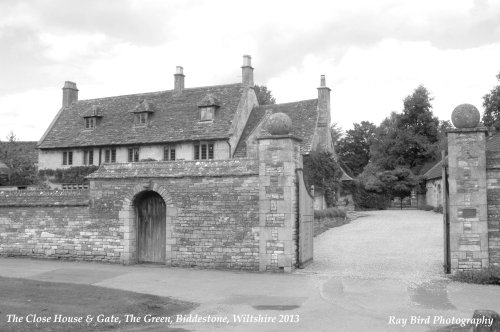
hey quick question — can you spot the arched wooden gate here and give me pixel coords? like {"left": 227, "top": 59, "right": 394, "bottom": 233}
{"left": 136, "top": 191, "right": 166, "bottom": 264}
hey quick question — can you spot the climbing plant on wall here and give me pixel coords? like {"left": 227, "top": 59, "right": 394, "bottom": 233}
{"left": 303, "top": 151, "right": 343, "bottom": 207}
{"left": 38, "top": 166, "right": 99, "bottom": 184}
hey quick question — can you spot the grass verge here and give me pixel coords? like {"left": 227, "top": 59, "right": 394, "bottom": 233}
{"left": 0, "top": 276, "right": 196, "bottom": 331}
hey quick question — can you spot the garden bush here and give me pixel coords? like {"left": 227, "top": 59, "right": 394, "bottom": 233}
{"left": 433, "top": 205, "right": 443, "bottom": 213}
{"left": 314, "top": 208, "right": 346, "bottom": 219}
{"left": 450, "top": 266, "right": 500, "bottom": 285}
{"left": 421, "top": 205, "right": 434, "bottom": 211}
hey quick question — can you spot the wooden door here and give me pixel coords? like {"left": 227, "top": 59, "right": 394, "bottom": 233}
{"left": 137, "top": 191, "right": 166, "bottom": 264}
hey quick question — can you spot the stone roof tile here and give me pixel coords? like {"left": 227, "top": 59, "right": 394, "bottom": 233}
{"left": 38, "top": 84, "right": 244, "bottom": 149}
{"left": 234, "top": 99, "right": 319, "bottom": 157}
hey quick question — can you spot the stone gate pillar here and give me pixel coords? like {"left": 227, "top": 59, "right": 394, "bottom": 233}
{"left": 257, "top": 113, "right": 301, "bottom": 272}
{"left": 447, "top": 104, "right": 489, "bottom": 272}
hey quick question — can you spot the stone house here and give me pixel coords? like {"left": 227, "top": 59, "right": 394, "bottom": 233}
{"left": 37, "top": 55, "right": 333, "bottom": 171}
{"left": 0, "top": 55, "right": 332, "bottom": 272}
{"left": 422, "top": 160, "right": 443, "bottom": 208}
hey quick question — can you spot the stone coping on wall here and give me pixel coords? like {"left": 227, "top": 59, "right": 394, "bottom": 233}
{"left": 87, "top": 159, "right": 260, "bottom": 179}
{"left": 447, "top": 127, "right": 488, "bottom": 133}
{"left": 0, "top": 189, "right": 90, "bottom": 207}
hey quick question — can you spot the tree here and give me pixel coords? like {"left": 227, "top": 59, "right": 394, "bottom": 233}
{"left": 482, "top": 72, "right": 500, "bottom": 129}
{"left": 0, "top": 132, "right": 38, "bottom": 186}
{"left": 370, "top": 86, "right": 440, "bottom": 173}
{"left": 363, "top": 166, "right": 418, "bottom": 209}
{"left": 335, "top": 121, "right": 376, "bottom": 176}
{"left": 254, "top": 85, "right": 276, "bottom": 105}
{"left": 330, "top": 122, "right": 343, "bottom": 145}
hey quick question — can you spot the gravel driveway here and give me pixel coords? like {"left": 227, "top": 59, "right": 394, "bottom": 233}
{"left": 303, "top": 209, "right": 445, "bottom": 285}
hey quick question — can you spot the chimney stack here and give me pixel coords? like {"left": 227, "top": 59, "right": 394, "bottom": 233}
{"left": 317, "top": 75, "right": 331, "bottom": 127}
{"left": 242, "top": 55, "right": 254, "bottom": 87}
{"left": 317, "top": 75, "right": 333, "bottom": 152}
{"left": 174, "top": 66, "right": 185, "bottom": 94}
{"left": 62, "top": 81, "right": 78, "bottom": 107}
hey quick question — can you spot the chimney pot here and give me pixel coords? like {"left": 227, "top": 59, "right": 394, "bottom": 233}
{"left": 243, "top": 55, "right": 252, "bottom": 67}
{"left": 320, "top": 75, "right": 326, "bottom": 87}
{"left": 176, "top": 66, "right": 183, "bottom": 75}
{"left": 62, "top": 81, "right": 78, "bottom": 107}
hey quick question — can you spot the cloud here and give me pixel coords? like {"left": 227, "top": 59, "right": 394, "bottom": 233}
{"left": 0, "top": 26, "right": 55, "bottom": 94}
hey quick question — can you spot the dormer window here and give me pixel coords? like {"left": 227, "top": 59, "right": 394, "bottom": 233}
{"left": 82, "top": 105, "right": 103, "bottom": 130}
{"left": 197, "top": 94, "right": 220, "bottom": 122}
{"left": 131, "top": 99, "right": 155, "bottom": 126}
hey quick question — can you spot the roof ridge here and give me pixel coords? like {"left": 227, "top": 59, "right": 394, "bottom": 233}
{"left": 74, "top": 83, "right": 243, "bottom": 103}
{"left": 256, "top": 98, "right": 318, "bottom": 108}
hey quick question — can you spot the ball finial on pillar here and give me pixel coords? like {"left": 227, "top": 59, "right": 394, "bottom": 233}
{"left": 451, "top": 104, "right": 481, "bottom": 129}
{"left": 267, "top": 112, "right": 292, "bottom": 135}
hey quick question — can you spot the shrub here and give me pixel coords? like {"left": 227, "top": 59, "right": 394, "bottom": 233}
{"left": 450, "top": 267, "right": 500, "bottom": 285}
{"left": 314, "top": 208, "right": 346, "bottom": 219}
{"left": 303, "top": 151, "right": 343, "bottom": 207}
{"left": 433, "top": 205, "right": 443, "bottom": 214}
{"left": 421, "top": 204, "right": 434, "bottom": 211}
{"left": 38, "top": 166, "right": 99, "bottom": 184}
{"left": 342, "top": 180, "right": 390, "bottom": 210}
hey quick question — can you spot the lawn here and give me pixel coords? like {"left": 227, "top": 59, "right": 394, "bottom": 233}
{"left": 0, "top": 276, "right": 196, "bottom": 331}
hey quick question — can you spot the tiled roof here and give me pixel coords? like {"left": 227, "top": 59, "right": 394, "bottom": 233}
{"left": 423, "top": 160, "right": 442, "bottom": 180}
{"left": 234, "top": 99, "right": 319, "bottom": 157}
{"left": 38, "top": 84, "right": 245, "bottom": 149}
{"left": 487, "top": 132, "right": 500, "bottom": 151}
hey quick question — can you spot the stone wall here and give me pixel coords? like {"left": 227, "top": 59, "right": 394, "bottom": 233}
{"left": 0, "top": 190, "right": 123, "bottom": 262}
{"left": 88, "top": 160, "right": 261, "bottom": 270}
{"left": 487, "top": 151, "right": 500, "bottom": 267}
{"left": 0, "top": 139, "right": 312, "bottom": 272}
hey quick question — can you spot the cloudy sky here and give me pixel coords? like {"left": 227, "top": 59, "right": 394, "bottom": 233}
{"left": 1, "top": 0, "right": 500, "bottom": 141}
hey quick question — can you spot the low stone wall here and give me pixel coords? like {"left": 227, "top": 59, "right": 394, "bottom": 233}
{"left": 0, "top": 190, "right": 123, "bottom": 262}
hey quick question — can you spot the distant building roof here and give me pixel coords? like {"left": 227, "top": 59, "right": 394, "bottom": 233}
{"left": 422, "top": 160, "right": 443, "bottom": 180}
{"left": 487, "top": 132, "right": 500, "bottom": 151}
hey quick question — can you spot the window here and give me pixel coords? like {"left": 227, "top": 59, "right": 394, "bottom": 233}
{"left": 200, "top": 107, "right": 214, "bottom": 121}
{"left": 104, "top": 148, "right": 116, "bottom": 163}
{"left": 135, "top": 112, "right": 148, "bottom": 125}
{"left": 163, "top": 146, "right": 176, "bottom": 161}
{"left": 127, "top": 147, "right": 139, "bottom": 162}
{"left": 62, "top": 151, "right": 73, "bottom": 165}
{"left": 83, "top": 150, "right": 93, "bottom": 165}
{"left": 194, "top": 142, "right": 214, "bottom": 160}
{"left": 85, "top": 117, "right": 96, "bottom": 129}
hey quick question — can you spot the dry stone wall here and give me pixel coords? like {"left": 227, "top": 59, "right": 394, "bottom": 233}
{"left": 0, "top": 190, "right": 123, "bottom": 261}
